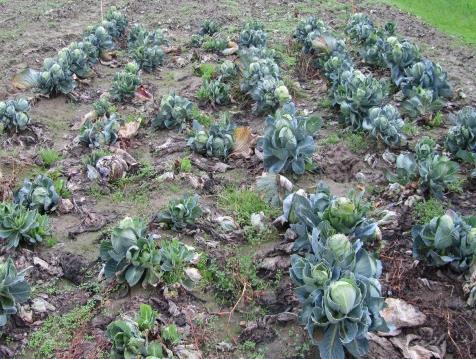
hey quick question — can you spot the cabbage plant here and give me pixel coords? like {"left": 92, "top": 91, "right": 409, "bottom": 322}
{"left": 128, "top": 24, "right": 168, "bottom": 49}
{"left": 0, "top": 258, "right": 31, "bottom": 327}
{"left": 363, "top": 105, "right": 406, "bottom": 147}
{"left": 345, "top": 13, "right": 375, "bottom": 44}
{"left": 240, "top": 57, "right": 280, "bottom": 93}
{"left": 100, "top": 217, "right": 162, "bottom": 288}
{"left": 152, "top": 94, "right": 193, "bottom": 130}
{"left": 290, "top": 231, "right": 388, "bottom": 359}
{"left": 280, "top": 182, "right": 379, "bottom": 251}
{"left": 84, "top": 25, "right": 114, "bottom": 54}
{"left": 445, "top": 106, "right": 476, "bottom": 164}
{"left": 199, "top": 20, "right": 220, "bottom": 36}
{"left": 79, "top": 114, "right": 120, "bottom": 148}
{"left": 239, "top": 21, "right": 267, "bottom": 48}
{"left": 37, "top": 58, "right": 76, "bottom": 95}
{"left": 0, "top": 98, "right": 31, "bottom": 132}
{"left": 402, "top": 59, "right": 452, "bottom": 99}
{"left": 0, "top": 202, "right": 50, "bottom": 249}
{"left": 155, "top": 194, "right": 202, "bottom": 231}
{"left": 196, "top": 79, "right": 230, "bottom": 106}
{"left": 106, "top": 304, "right": 172, "bottom": 358}
{"left": 294, "top": 16, "right": 327, "bottom": 53}
{"left": 334, "top": 69, "right": 387, "bottom": 129}
{"left": 110, "top": 62, "right": 141, "bottom": 102}
{"left": 68, "top": 40, "right": 99, "bottom": 64}
{"left": 104, "top": 6, "right": 128, "bottom": 38}
{"left": 14, "top": 175, "right": 60, "bottom": 213}
{"left": 323, "top": 55, "right": 354, "bottom": 94}
{"left": 412, "top": 210, "right": 476, "bottom": 273}
{"left": 131, "top": 45, "right": 164, "bottom": 73}
{"left": 383, "top": 37, "right": 420, "bottom": 86}
{"left": 159, "top": 239, "right": 198, "bottom": 287}
{"left": 188, "top": 117, "right": 235, "bottom": 158}
{"left": 387, "top": 137, "right": 459, "bottom": 198}
{"left": 218, "top": 60, "right": 238, "bottom": 81}
{"left": 401, "top": 86, "right": 444, "bottom": 121}
{"left": 93, "top": 97, "right": 116, "bottom": 118}
{"left": 57, "top": 46, "right": 92, "bottom": 78}
{"left": 261, "top": 102, "right": 318, "bottom": 175}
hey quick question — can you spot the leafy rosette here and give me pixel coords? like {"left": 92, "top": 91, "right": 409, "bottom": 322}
{"left": 84, "top": 25, "right": 114, "bottom": 53}
{"left": 345, "top": 13, "right": 375, "bottom": 44}
{"left": 199, "top": 20, "right": 220, "bottom": 36}
{"left": 363, "top": 105, "right": 406, "bottom": 147}
{"left": 280, "top": 182, "right": 379, "bottom": 251}
{"left": 418, "top": 154, "right": 460, "bottom": 198}
{"left": 387, "top": 137, "right": 459, "bottom": 198}
{"left": 197, "top": 79, "right": 230, "bottom": 106}
{"left": 445, "top": 106, "right": 476, "bottom": 163}
{"left": 412, "top": 210, "right": 476, "bottom": 272}
{"left": 290, "top": 231, "right": 388, "bottom": 359}
{"left": 106, "top": 304, "right": 169, "bottom": 358}
{"left": 57, "top": 46, "right": 92, "bottom": 79}
{"left": 0, "top": 258, "right": 31, "bottom": 327}
{"left": 100, "top": 217, "right": 162, "bottom": 288}
{"left": 0, "top": 98, "right": 31, "bottom": 132}
{"left": 152, "top": 93, "right": 193, "bottom": 131}
{"left": 37, "top": 58, "right": 76, "bottom": 95}
{"left": 131, "top": 45, "right": 164, "bottom": 73}
{"left": 309, "top": 33, "right": 351, "bottom": 69}
{"left": 401, "top": 59, "right": 452, "bottom": 99}
{"left": 382, "top": 36, "right": 420, "bottom": 86}
{"left": 79, "top": 113, "right": 120, "bottom": 148}
{"left": 218, "top": 60, "right": 238, "bottom": 82}
{"left": 0, "top": 202, "right": 50, "bottom": 249}
{"left": 401, "top": 86, "right": 444, "bottom": 120}
{"left": 104, "top": 6, "right": 128, "bottom": 38}
{"left": 334, "top": 69, "right": 386, "bottom": 129}
{"left": 110, "top": 62, "right": 141, "bottom": 102}
{"left": 240, "top": 57, "right": 280, "bottom": 93}
{"left": 250, "top": 76, "right": 288, "bottom": 114}
{"left": 13, "top": 175, "right": 60, "bottom": 213}
{"left": 188, "top": 115, "right": 235, "bottom": 159}
{"left": 239, "top": 21, "right": 267, "bottom": 49}
{"left": 294, "top": 16, "right": 327, "bottom": 53}
{"left": 323, "top": 56, "right": 354, "bottom": 94}
{"left": 155, "top": 194, "right": 203, "bottom": 231}
{"left": 261, "top": 102, "right": 318, "bottom": 175}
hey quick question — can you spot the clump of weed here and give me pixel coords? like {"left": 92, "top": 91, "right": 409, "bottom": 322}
{"left": 413, "top": 198, "right": 445, "bottom": 224}
{"left": 218, "top": 187, "right": 280, "bottom": 226}
{"left": 38, "top": 148, "right": 61, "bottom": 168}
{"left": 27, "top": 300, "right": 96, "bottom": 357}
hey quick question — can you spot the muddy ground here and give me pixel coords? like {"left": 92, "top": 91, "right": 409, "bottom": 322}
{"left": 0, "top": 0, "right": 475, "bottom": 358}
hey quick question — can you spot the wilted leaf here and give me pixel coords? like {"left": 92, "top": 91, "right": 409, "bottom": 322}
{"left": 118, "top": 119, "right": 141, "bottom": 139}
{"left": 230, "top": 126, "right": 255, "bottom": 159}
{"left": 222, "top": 41, "right": 239, "bottom": 56}
{"left": 12, "top": 69, "right": 40, "bottom": 89}
{"left": 135, "top": 85, "right": 153, "bottom": 101}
